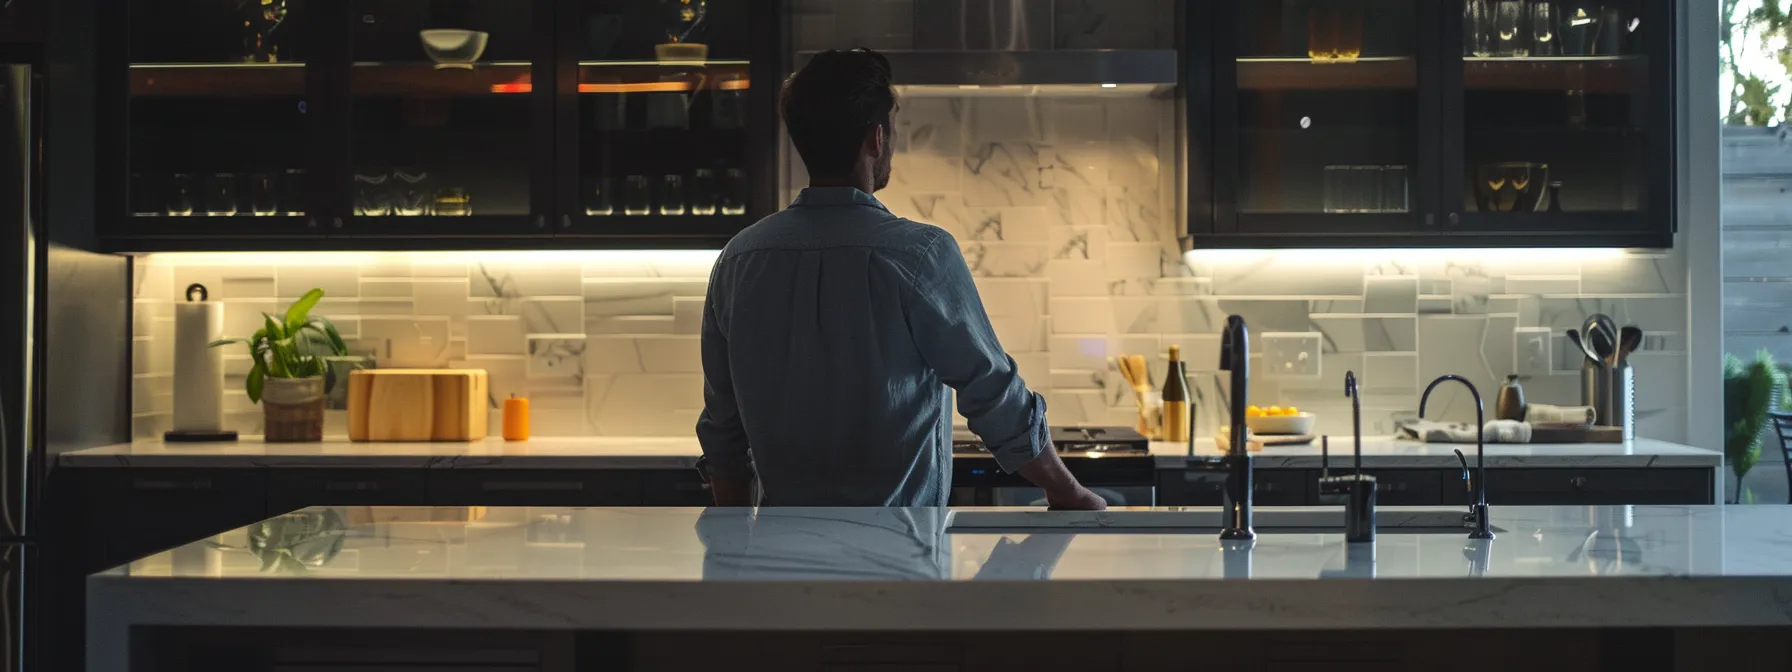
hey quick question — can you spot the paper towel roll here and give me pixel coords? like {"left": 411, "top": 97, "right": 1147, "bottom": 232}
{"left": 172, "top": 300, "right": 225, "bottom": 432}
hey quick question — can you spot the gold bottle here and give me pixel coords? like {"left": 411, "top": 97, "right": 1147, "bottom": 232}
{"left": 1162, "top": 345, "right": 1191, "bottom": 442}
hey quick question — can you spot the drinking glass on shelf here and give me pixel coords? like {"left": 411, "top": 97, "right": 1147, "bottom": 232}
{"left": 1335, "top": 3, "right": 1363, "bottom": 63}
{"left": 247, "top": 172, "right": 280, "bottom": 216}
{"left": 354, "top": 169, "right": 391, "bottom": 216}
{"left": 1322, "top": 165, "right": 1346, "bottom": 213}
{"left": 1465, "top": 0, "right": 1495, "bottom": 57}
{"left": 165, "top": 173, "right": 195, "bottom": 216}
{"left": 1379, "top": 165, "right": 1409, "bottom": 213}
{"left": 659, "top": 174, "right": 687, "bottom": 216}
{"left": 391, "top": 169, "right": 432, "bottom": 216}
{"left": 585, "top": 176, "right": 616, "bottom": 216}
{"left": 720, "top": 168, "right": 747, "bottom": 215}
{"left": 1530, "top": 0, "right": 1559, "bottom": 56}
{"left": 1561, "top": 1, "right": 1599, "bottom": 55}
{"left": 205, "top": 173, "right": 238, "bottom": 216}
{"left": 432, "top": 187, "right": 472, "bottom": 216}
{"left": 130, "top": 173, "right": 160, "bottom": 217}
{"left": 623, "top": 175, "right": 652, "bottom": 216}
{"left": 690, "top": 168, "right": 718, "bottom": 215}
{"left": 1306, "top": 7, "right": 1337, "bottom": 62}
{"left": 1495, "top": 0, "right": 1528, "bottom": 57}
{"left": 281, "top": 168, "right": 305, "bottom": 216}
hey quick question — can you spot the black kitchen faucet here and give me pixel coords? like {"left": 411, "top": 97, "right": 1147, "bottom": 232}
{"left": 1188, "top": 315, "right": 1255, "bottom": 541}
{"left": 1419, "top": 374, "right": 1496, "bottom": 540}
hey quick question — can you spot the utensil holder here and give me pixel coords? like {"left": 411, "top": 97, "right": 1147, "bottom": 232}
{"left": 1579, "top": 358, "right": 1609, "bottom": 424}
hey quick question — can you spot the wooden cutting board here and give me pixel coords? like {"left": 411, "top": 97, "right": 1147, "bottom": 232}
{"left": 347, "top": 369, "right": 489, "bottom": 441}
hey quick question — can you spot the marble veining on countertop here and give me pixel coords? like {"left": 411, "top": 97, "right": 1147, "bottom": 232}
{"left": 59, "top": 436, "right": 1718, "bottom": 469}
{"left": 85, "top": 504, "right": 1792, "bottom": 661}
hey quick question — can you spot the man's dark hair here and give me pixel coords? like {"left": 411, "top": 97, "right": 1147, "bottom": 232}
{"left": 780, "top": 48, "right": 895, "bottom": 178}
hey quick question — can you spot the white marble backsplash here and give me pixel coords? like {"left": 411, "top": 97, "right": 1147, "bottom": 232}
{"left": 133, "top": 96, "right": 1689, "bottom": 443}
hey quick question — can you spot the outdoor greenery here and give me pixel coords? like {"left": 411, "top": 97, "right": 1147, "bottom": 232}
{"left": 1725, "top": 0, "right": 1792, "bottom": 125}
{"left": 207, "top": 288, "right": 348, "bottom": 403}
{"left": 1723, "top": 351, "right": 1786, "bottom": 502}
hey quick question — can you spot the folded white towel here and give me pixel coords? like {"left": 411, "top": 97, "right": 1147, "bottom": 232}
{"left": 1525, "top": 403, "right": 1597, "bottom": 425}
{"left": 1395, "top": 419, "right": 1533, "bottom": 443}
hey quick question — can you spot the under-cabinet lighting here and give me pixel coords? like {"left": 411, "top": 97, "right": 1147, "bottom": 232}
{"left": 1184, "top": 248, "right": 1634, "bottom": 264}
{"left": 1101, "top": 83, "right": 1118, "bottom": 88}
{"left": 137, "top": 250, "right": 722, "bottom": 267}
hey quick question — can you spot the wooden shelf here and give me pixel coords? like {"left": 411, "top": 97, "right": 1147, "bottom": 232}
{"left": 1464, "top": 56, "right": 1646, "bottom": 93}
{"left": 130, "top": 64, "right": 305, "bottom": 98}
{"left": 578, "top": 60, "right": 751, "bottom": 93}
{"left": 1236, "top": 57, "right": 1416, "bottom": 90}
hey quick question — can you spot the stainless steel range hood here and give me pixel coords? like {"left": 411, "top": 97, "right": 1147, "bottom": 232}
{"left": 793, "top": 0, "right": 1176, "bottom": 90}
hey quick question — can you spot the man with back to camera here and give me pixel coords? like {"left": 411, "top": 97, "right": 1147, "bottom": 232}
{"left": 694, "top": 48, "right": 1106, "bottom": 509}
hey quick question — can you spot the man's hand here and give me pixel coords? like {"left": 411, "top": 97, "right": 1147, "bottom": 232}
{"left": 1046, "top": 485, "right": 1108, "bottom": 511}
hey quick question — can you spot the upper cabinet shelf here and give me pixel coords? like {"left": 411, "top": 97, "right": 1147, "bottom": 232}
{"left": 1236, "top": 57, "right": 1416, "bottom": 90}
{"left": 130, "top": 63, "right": 305, "bottom": 97}
{"left": 1462, "top": 55, "right": 1646, "bottom": 93}
{"left": 799, "top": 50, "right": 1177, "bottom": 89}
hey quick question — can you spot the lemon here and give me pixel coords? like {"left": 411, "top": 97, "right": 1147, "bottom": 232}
{"left": 1266, "top": 406, "right": 1284, "bottom": 417}
{"left": 1246, "top": 406, "right": 1265, "bottom": 418}
{"left": 1285, "top": 406, "right": 1300, "bottom": 416}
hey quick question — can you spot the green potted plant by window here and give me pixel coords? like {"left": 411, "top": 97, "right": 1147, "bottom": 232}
{"left": 1723, "top": 350, "right": 1786, "bottom": 503}
{"left": 209, "top": 288, "right": 348, "bottom": 442}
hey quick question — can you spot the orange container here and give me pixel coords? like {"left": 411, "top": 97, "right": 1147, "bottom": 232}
{"left": 502, "top": 395, "right": 530, "bottom": 441}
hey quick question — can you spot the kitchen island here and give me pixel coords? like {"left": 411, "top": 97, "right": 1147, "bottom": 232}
{"left": 88, "top": 504, "right": 1792, "bottom": 672}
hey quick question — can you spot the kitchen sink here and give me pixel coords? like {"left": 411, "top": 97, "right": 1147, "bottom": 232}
{"left": 945, "top": 508, "right": 1503, "bottom": 535}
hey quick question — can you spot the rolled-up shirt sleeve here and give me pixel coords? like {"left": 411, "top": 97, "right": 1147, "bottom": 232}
{"left": 695, "top": 261, "right": 754, "bottom": 482}
{"left": 905, "top": 232, "right": 1049, "bottom": 473}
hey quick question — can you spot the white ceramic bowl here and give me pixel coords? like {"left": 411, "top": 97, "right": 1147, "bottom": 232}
{"left": 420, "top": 29, "right": 489, "bottom": 69}
{"left": 1245, "top": 412, "right": 1317, "bottom": 436}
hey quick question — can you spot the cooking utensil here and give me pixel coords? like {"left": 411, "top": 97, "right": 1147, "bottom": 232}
{"left": 1116, "top": 355, "right": 1153, "bottom": 437}
{"left": 1566, "top": 329, "right": 1598, "bottom": 364}
{"left": 1588, "top": 326, "right": 1613, "bottom": 362}
{"left": 1585, "top": 313, "right": 1617, "bottom": 348}
{"left": 1617, "top": 326, "right": 1643, "bottom": 364}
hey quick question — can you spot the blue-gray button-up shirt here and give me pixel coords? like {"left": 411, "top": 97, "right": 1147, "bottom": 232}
{"left": 696, "top": 187, "right": 1048, "bottom": 507}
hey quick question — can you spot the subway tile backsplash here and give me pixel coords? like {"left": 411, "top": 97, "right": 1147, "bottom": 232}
{"left": 133, "top": 97, "right": 1689, "bottom": 444}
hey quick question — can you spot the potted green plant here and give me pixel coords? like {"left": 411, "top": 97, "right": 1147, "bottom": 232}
{"left": 1723, "top": 350, "right": 1786, "bottom": 503}
{"left": 209, "top": 288, "right": 348, "bottom": 442}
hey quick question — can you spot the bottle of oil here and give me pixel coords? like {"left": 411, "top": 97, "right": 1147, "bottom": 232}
{"left": 1162, "top": 345, "right": 1191, "bottom": 442}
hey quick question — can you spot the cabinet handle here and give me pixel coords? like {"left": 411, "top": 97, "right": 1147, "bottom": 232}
{"left": 1447, "top": 212, "right": 1460, "bottom": 226}
{"left": 331, "top": 216, "right": 343, "bottom": 229}
{"left": 323, "top": 480, "right": 380, "bottom": 492}
{"left": 1569, "top": 475, "right": 1589, "bottom": 489}
{"left": 1424, "top": 213, "right": 1435, "bottom": 226}
{"left": 481, "top": 480, "right": 584, "bottom": 492}
{"left": 560, "top": 214, "right": 571, "bottom": 229}
{"left": 535, "top": 215, "right": 547, "bottom": 229}
{"left": 134, "top": 478, "right": 212, "bottom": 491}
{"left": 306, "top": 216, "right": 318, "bottom": 229}
{"left": 674, "top": 481, "right": 712, "bottom": 492}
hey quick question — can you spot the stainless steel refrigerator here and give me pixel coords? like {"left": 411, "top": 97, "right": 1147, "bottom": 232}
{"left": 0, "top": 54, "right": 41, "bottom": 672}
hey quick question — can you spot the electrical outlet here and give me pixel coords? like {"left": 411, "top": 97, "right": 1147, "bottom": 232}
{"left": 1515, "top": 327, "right": 1552, "bottom": 377}
{"left": 1260, "top": 332, "right": 1322, "bottom": 378}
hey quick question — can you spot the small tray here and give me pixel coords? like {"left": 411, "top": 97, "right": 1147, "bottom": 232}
{"left": 1217, "top": 426, "right": 1316, "bottom": 452}
{"left": 1530, "top": 424, "right": 1624, "bottom": 444}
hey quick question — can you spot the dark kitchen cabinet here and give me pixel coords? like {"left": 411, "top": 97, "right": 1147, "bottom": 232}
{"left": 0, "top": 0, "right": 47, "bottom": 44}
{"left": 1157, "top": 468, "right": 1314, "bottom": 506}
{"left": 266, "top": 467, "right": 430, "bottom": 513}
{"left": 1189, "top": 0, "right": 1674, "bottom": 248}
{"left": 427, "top": 469, "right": 645, "bottom": 507}
{"left": 1449, "top": 467, "right": 1714, "bottom": 505}
{"left": 98, "top": 0, "right": 783, "bottom": 251}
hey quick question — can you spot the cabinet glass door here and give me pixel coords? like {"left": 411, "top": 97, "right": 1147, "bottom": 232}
{"left": 561, "top": 0, "right": 761, "bottom": 238}
{"left": 124, "top": 0, "right": 317, "bottom": 237}
{"left": 347, "top": 0, "right": 547, "bottom": 236}
{"left": 1451, "top": 0, "right": 1667, "bottom": 236}
{"left": 1216, "top": 0, "right": 1430, "bottom": 235}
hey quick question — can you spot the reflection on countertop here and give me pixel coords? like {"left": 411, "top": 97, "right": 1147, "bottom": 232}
{"left": 57, "top": 436, "right": 1718, "bottom": 469}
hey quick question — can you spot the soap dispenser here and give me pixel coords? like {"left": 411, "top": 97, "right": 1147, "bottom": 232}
{"left": 1495, "top": 375, "right": 1526, "bottom": 422}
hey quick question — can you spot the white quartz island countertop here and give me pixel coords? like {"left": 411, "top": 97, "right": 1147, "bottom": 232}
{"left": 88, "top": 504, "right": 1792, "bottom": 672}
{"left": 58, "top": 436, "right": 1719, "bottom": 469}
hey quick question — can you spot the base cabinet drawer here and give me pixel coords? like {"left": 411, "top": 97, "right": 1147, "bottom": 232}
{"left": 427, "top": 470, "right": 643, "bottom": 506}
{"left": 267, "top": 469, "right": 430, "bottom": 513}
{"left": 1314, "top": 469, "right": 1449, "bottom": 507}
{"left": 1447, "top": 468, "right": 1715, "bottom": 505}
{"left": 1157, "top": 469, "right": 1312, "bottom": 506}
{"left": 638, "top": 470, "right": 713, "bottom": 506}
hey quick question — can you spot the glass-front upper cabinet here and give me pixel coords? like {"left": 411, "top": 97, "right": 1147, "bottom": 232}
{"left": 118, "top": 0, "right": 319, "bottom": 239}
{"left": 1209, "top": 0, "right": 1435, "bottom": 237}
{"left": 345, "top": 0, "right": 551, "bottom": 236}
{"left": 557, "top": 0, "right": 777, "bottom": 240}
{"left": 1449, "top": 0, "right": 1670, "bottom": 239}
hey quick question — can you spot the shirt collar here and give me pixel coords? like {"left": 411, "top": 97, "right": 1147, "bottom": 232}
{"left": 789, "top": 187, "right": 891, "bottom": 212}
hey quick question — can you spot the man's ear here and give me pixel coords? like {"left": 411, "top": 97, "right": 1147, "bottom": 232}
{"left": 866, "top": 123, "right": 888, "bottom": 159}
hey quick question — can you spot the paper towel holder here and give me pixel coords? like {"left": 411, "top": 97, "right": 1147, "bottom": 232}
{"left": 164, "top": 283, "right": 240, "bottom": 444}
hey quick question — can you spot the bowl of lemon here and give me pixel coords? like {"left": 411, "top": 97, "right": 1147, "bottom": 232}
{"left": 1244, "top": 405, "right": 1316, "bottom": 437}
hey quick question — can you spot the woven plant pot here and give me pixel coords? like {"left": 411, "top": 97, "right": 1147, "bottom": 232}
{"left": 262, "top": 376, "right": 325, "bottom": 443}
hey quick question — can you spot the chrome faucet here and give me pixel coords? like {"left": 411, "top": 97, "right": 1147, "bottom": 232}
{"left": 1193, "top": 316, "right": 1254, "bottom": 541}
{"left": 1419, "top": 375, "right": 1495, "bottom": 540}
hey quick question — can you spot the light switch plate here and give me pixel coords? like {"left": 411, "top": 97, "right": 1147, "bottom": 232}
{"left": 1260, "top": 332, "right": 1322, "bottom": 379}
{"left": 1515, "top": 327, "right": 1552, "bottom": 377}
